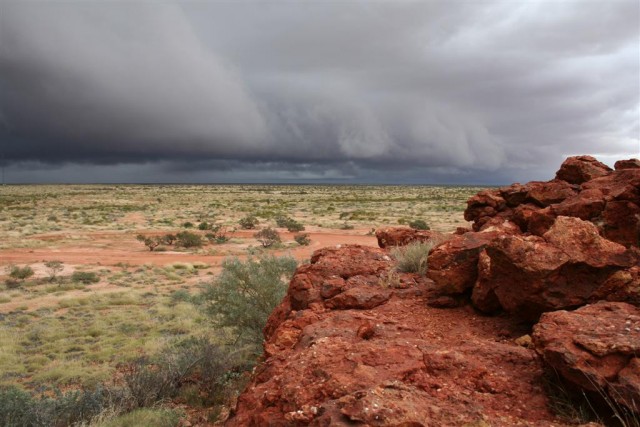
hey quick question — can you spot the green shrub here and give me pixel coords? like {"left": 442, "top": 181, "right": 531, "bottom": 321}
{"left": 340, "top": 222, "right": 354, "bottom": 230}
{"left": 198, "top": 222, "right": 211, "bottom": 231}
{"left": 0, "top": 385, "right": 129, "bottom": 427}
{"left": 238, "top": 215, "right": 259, "bottom": 230}
{"left": 205, "top": 226, "right": 229, "bottom": 244}
{"left": 44, "top": 261, "right": 64, "bottom": 282}
{"left": 175, "top": 231, "right": 203, "bottom": 248}
{"left": 136, "top": 234, "right": 161, "bottom": 251}
{"left": 391, "top": 241, "right": 433, "bottom": 276}
{"left": 275, "top": 215, "right": 305, "bottom": 232}
{"left": 294, "top": 233, "right": 311, "bottom": 246}
{"left": 254, "top": 227, "right": 281, "bottom": 247}
{"left": 7, "top": 265, "right": 34, "bottom": 281}
{"left": 71, "top": 271, "right": 100, "bottom": 284}
{"left": 161, "top": 234, "right": 176, "bottom": 245}
{"left": 182, "top": 222, "right": 194, "bottom": 229}
{"left": 200, "top": 255, "right": 297, "bottom": 350}
{"left": 409, "top": 219, "right": 430, "bottom": 230}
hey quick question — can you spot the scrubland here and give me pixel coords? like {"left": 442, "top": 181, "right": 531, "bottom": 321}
{"left": 0, "top": 184, "right": 480, "bottom": 425}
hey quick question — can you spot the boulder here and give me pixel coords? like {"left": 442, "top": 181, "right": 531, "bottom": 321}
{"left": 532, "top": 301, "right": 640, "bottom": 412}
{"left": 471, "top": 217, "right": 637, "bottom": 320}
{"left": 462, "top": 156, "right": 640, "bottom": 248}
{"left": 228, "top": 245, "right": 561, "bottom": 425}
{"left": 427, "top": 230, "right": 503, "bottom": 295}
{"left": 555, "top": 155, "right": 612, "bottom": 184}
{"left": 615, "top": 158, "right": 640, "bottom": 170}
{"left": 375, "top": 227, "right": 446, "bottom": 249}
{"left": 525, "top": 180, "right": 578, "bottom": 207}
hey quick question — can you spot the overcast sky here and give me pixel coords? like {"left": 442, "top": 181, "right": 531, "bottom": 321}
{"left": 0, "top": 0, "right": 638, "bottom": 184}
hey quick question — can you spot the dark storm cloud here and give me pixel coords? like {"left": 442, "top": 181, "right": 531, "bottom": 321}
{"left": 0, "top": 0, "right": 638, "bottom": 183}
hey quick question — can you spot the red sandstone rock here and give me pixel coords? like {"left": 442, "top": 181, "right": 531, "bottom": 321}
{"left": 555, "top": 155, "right": 612, "bottom": 184}
{"left": 471, "top": 217, "right": 637, "bottom": 319}
{"left": 464, "top": 189, "right": 506, "bottom": 226}
{"left": 602, "top": 200, "right": 640, "bottom": 248}
{"left": 551, "top": 188, "right": 605, "bottom": 220}
{"left": 375, "top": 227, "right": 446, "bottom": 248}
{"left": 532, "top": 301, "right": 640, "bottom": 412}
{"left": 463, "top": 156, "right": 640, "bottom": 248}
{"left": 615, "top": 158, "right": 640, "bottom": 170}
{"left": 427, "top": 230, "right": 502, "bottom": 295}
{"left": 227, "top": 246, "right": 566, "bottom": 426}
{"left": 525, "top": 180, "right": 578, "bottom": 207}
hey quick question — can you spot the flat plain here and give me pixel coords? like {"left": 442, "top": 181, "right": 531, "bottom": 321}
{"left": 0, "top": 184, "right": 481, "bottom": 421}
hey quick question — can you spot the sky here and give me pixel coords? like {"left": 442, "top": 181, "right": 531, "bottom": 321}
{"left": 0, "top": 0, "right": 638, "bottom": 184}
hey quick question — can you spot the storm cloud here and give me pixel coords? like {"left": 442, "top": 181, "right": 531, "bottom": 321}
{"left": 0, "top": 1, "right": 638, "bottom": 183}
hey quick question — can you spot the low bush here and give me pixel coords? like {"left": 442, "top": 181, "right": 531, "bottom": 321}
{"left": 254, "top": 227, "right": 281, "bottom": 247}
{"left": 294, "top": 233, "right": 311, "bottom": 246}
{"left": 136, "top": 234, "right": 161, "bottom": 251}
{"left": 0, "top": 385, "right": 129, "bottom": 427}
{"left": 198, "top": 222, "right": 211, "bottom": 231}
{"left": 275, "top": 215, "right": 305, "bottom": 232}
{"left": 175, "top": 231, "right": 203, "bottom": 248}
{"left": 161, "top": 234, "right": 176, "bottom": 245}
{"left": 44, "top": 260, "right": 64, "bottom": 282}
{"left": 72, "top": 271, "right": 100, "bottom": 284}
{"left": 409, "top": 219, "right": 430, "bottom": 230}
{"left": 200, "top": 255, "right": 297, "bottom": 350}
{"left": 391, "top": 241, "right": 433, "bottom": 276}
{"left": 238, "top": 215, "right": 259, "bottom": 230}
{"left": 7, "top": 265, "right": 34, "bottom": 281}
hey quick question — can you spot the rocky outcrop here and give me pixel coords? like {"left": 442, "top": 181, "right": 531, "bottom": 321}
{"left": 472, "top": 216, "right": 638, "bottom": 320}
{"left": 532, "top": 302, "right": 640, "bottom": 412}
{"left": 227, "top": 245, "right": 565, "bottom": 426}
{"left": 227, "top": 156, "right": 640, "bottom": 425}
{"left": 375, "top": 227, "right": 446, "bottom": 248}
{"left": 464, "top": 156, "right": 640, "bottom": 248}
{"left": 555, "top": 155, "right": 612, "bottom": 184}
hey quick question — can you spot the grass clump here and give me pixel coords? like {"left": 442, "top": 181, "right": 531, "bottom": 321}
{"left": 72, "top": 271, "right": 100, "bottom": 284}
{"left": 99, "top": 408, "right": 181, "bottom": 427}
{"left": 391, "top": 241, "right": 433, "bottom": 276}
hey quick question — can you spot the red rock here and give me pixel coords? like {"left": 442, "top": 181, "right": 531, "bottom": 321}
{"left": 500, "top": 183, "right": 530, "bottom": 207}
{"left": 525, "top": 180, "right": 578, "bottom": 207}
{"left": 511, "top": 203, "right": 542, "bottom": 231}
{"left": 581, "top": 168, "right": 640, "bottom": 202}
{"left": 526, "top": 207, "right": 556, "bottom": 236}
{"left": 555, "top": 155, "right": 612, "bottom": 184}
{"left": 543, "top": 216, "right": 634, "bottom": 267}
{"left": 615, "top": 158, "right": 640, "bottom": 170}
{"left": 532, "top": 301, "right": 640, "bottom": 412}
{"left": 551, "top": 188, "right": 605, "bottom": 220}
{"left": 471, "top": 217, "right": 637, "bottom": 319}
{"left": 602, "top": 200, "right": 640, "bottom": 248}
{"left": 289, "top": 245, "right": 392, "bottom": 311}
{"left": 427, "top": 231, "right": 501, "bottom": 295}
{"left": 464, "top": 189, "right": 506, "bottom": 224}
{"left": 375, "top": 227, "right": 447, "bottom": 249}
{"left": 227, "top": 246, "right": 565, "bottom": 426}
{"left": 591, "top": 266, "right": 640, "bottom": 306}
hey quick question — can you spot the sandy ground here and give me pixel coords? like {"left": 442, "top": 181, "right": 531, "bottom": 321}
{"left": 0, "top": 228, "right": 378, "bottom": 313}
{"left": 0, "top": 228, "right": 377, "bottom": 267}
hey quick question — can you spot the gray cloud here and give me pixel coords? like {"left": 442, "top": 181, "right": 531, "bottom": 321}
{"left": 0, "top": 0, "right": 638, "bottom": 183}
